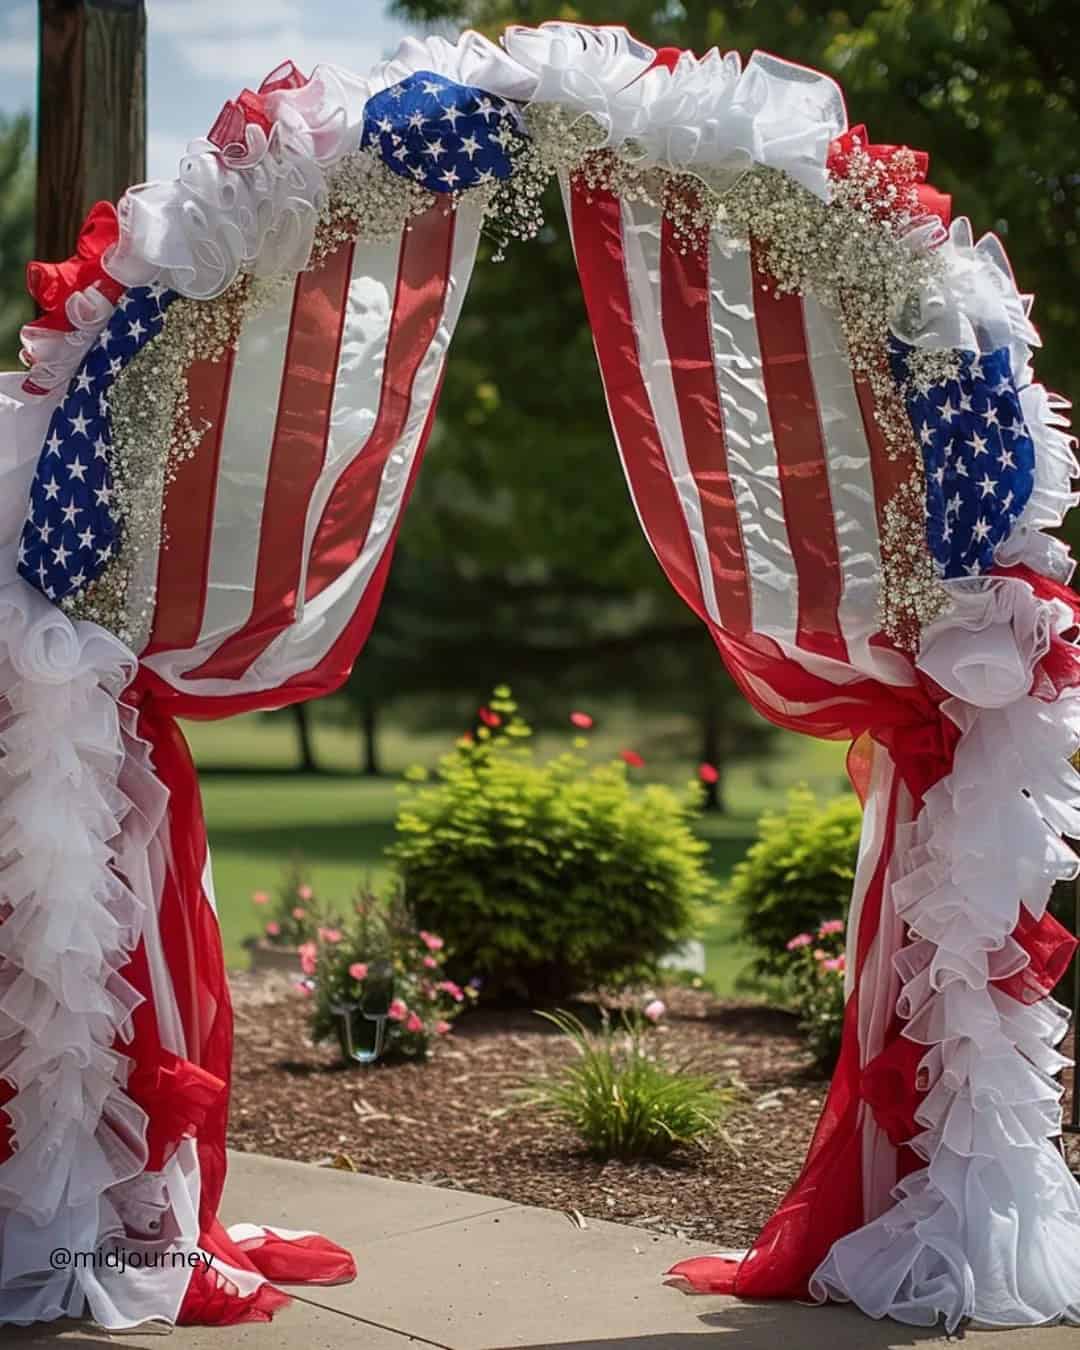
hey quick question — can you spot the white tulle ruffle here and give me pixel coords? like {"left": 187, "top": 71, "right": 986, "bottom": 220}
{"left": 18, "top": 283, "right": 116, "bottom": 395}
{"left": 811, "top": 580, "right": 1080, "bottom": 1329}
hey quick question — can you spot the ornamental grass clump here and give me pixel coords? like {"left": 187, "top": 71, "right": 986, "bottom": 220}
{"left": 523, "top": 1010, "right": 736, "bottom": 1162}
{"left": 389, "top": 686, "right": 716, "bottom": 1003}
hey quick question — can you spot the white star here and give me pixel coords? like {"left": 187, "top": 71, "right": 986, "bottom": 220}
{"left": 460, "top": 132, "right": 481, "bottom": 159}
{"left": 78, "top": 526, "right": 95, "bottom": 551}
{"left": 409, "top": 164, "right": 426, "bottom": 180}
{"left": 61, "top": 499, "right": 81, "bottom": 525}
{"left": 972, "top": 516, "right": 992, "bottom": 542}
{"left": 969, "top": 356, "right": 984, "bottom": 381}
{"left": 474, "top": 169, "right": 496, "bottom": 186}
{"left": 376, "top": 115, "right": 393, "bottom": 134}
{"left": 977, "top": 473, "right": 998, "bottom": 498}
{"left": 440, "top": 166, "right": 460, "bottom": 188}
{"left": 947, "top": 492, "right": 963, "bottom": 516}
{"left": 919, "top": 420, "right": 934, "bottom": 447}
{"left": 981, "top": 404, "right": 1000, "bottom": 428}
{"left": 67, "top": 456, "right": 87, "bottom": 482}
{"left": 490, "top": 123, "right": 517, "bottom": 151}
{"left": 421, "top": 79, "right": 444, "bottom": 97}
{"left": 45, "top": 430, "right": 63, "bottom": 457}
{"left": 93, "top": 435, "right": 108, "bottom": 459}
{"left": 147, "top": 281, "right": 167, "bottom": 301}
{"left": 998, "top": 446, "right": 1016, "bottom": 469}
{"left": 96, "top": 329, "right": 111, "bottom": 350}
{"left": 70, "top": 409, "right": 90, "bottom": 436}
{"left": 1002, "top": 490, "right": 1015, "bottom": 510}
{"left": 422, "top": 137, "right": 445, "bottom": 161}
{"left": 51, "top": 541, "right": 71, "bottom": 568}
{"left": 475, "top": 96, "right": 497, "bottom": 122}
{"left": 43, "top": 476, "right": 61, "bottom": 501}
{"left": 44, "top": 584, "right": 55, "bottom": 599}
{"left": 75, "top": 370, "right": 93, "bottom": 393}
{"left": 38, "top": 520, "right": 53, "bottom": 542}
{"left": 94, "top": 483, "right": 113, "bottom": 507}
{"left": 407, "top": 110, "right": 425, "bottom": 130}
{"left": 35, "top": 559, "right": 47, "bottom": 586}
{"left": 16, "top": 539, "right": 26, "bottom": 566}
{"left": 966, "top": 430, "right": 989, "bottom": 457}
{"left": 69, "top": 569, "right": 86, "bottom": 589}
{"left": 994, "top": 376, "right": 1011, "bottom": 396}
{"left": 98, "top": 394, "right": 109, "bottom": 416}
{"left": 115, "top": 293, "right": 131, "bottom": 311}
{"left": 95, "top": 544, "right": 113, "bottom": 564}
{"left": 108, "top": 356, "right": 123, "bottom": 376}
{"left": 941, "top": 520, "right": 953, "bottom": 543}
{"left": 441, "top": 104, "right": 463, "bottom": 129}
{"left": 958, "top": 391, "right": 973, "bottom": 413}
{"left": 128, "top": 318, "right": 146, "bottom": 341}
{"left": 932, "top": 464, "right": 946, "bottom": 485}
{"left": 393, "top": 143, "right": 409, "bottom": 161}
{"left": 939, "top": 398, "right": 957, "bottom": 424}
{"left": 955, "top": 458, "right": 969, "bottom": 477}
{"left": 965, "top": 559, "right": 983, "bottom": 576}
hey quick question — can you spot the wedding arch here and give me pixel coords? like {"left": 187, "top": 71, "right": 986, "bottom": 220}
{"left": 2, "top": 20, "right": 1079, "bottom": 1332}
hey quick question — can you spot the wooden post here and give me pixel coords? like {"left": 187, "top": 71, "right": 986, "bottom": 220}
{"left": 36, "top": 0, "right": 146, "bottom": 264}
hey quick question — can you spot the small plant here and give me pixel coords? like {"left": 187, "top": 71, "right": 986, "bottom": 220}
{"left": 521, "top": 1008, "right": 736, "bottom": 1161}
{"left": 784, "top": 919, "right": 848, "bottom": 1072}
{"left": 389, "top": 686, "right": 717, "bottom": 1003}
{"left": 722, "top": 787, "right": 861, "bottom": 977}
{"left": 251, "top": 860, "right": 325, "bottom": 948}
{"left": 308, "top": 887, "right": 476, "bottom": 1063}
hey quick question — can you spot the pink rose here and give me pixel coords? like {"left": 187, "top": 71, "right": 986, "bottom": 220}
{"left": 437, "top": 980, "right": 464, "bottom": 1002}
{"left": 818, "top": 919, "right": 845, "bottom": 937}
{"left": 265, "top": 921, "right": 280, "bottom": 937}
{"left": 620, "top": 749, "right": 645, "bottom": 768}
{"left": 251, "top": 890, "right": 270, "bottom": 905}
{"left": 419, "top": 931, "right": 444, "bottom": 952}
{"left": 643, "top": 999, "right": 666, "bottom": 1024}
{"left": 297, "top": 941, "right": 318, "bottom": 976}
{"left": 297, "top": 884, "right": 313, "bottom": 901}
{"left": 823, "top": 956, "right": 846, "bottom": 974}
{"left": 406, "top": 1012, "right": 424, "bottom": 1033}
{"left": 786, "top": 933, "right": 813, "bottom": 951}
{"left": 570, "top": 711, "right": 593, "bottom": 729}
{"left": 318, "top": 927, "right": 343, "bottom": 945}
{"left": 435, "top": 1020, "right": 452, "bottom": 1035}
{"left": 813, "top": 948, "right": 828, "bottom": 962}
{"left": 388, "top": 999, "right": 408, "bottom": 1022}
{"left": 348, "top": 962, "right": 368, "bottom": 982}
{"left": 423, "top": 955, "right": 438, "bottom": 969}
{"left": 292, "top": 906, "right": 307, "bottom": 921}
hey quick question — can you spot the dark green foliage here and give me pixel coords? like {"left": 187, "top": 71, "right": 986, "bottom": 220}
{"left": 388, "top": 688, "right": 717, "bottom": 1001}
{"left": 0, "top": 113, "right": 33, "bottom": 370}
{"left": 723, "top": 787, "right": 862, "bottom": 975}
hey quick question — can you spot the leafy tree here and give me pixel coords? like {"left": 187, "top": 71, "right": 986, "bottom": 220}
{"left": 0, "top": 113, "right": 33, "bottom": 370}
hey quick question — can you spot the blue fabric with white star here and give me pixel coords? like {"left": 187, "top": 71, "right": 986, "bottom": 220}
{"left": 360, "top": 70, "right": 527, "bottom": 194}
{"left": 890, "top": 340, "right": 1036, "bottom": 578}
{"left": 18, "top": 284, "right": 177, "bottom": 604}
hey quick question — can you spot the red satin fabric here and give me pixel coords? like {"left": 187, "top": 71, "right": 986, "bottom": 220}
{"left": 25, "top": 200, "right": 123, "bottom": 329}
{"left": 207, "top": 61, "right": 308, "bottom": 150}
{"left": 115, "top": 697, "right": 357, "bottom": 1324}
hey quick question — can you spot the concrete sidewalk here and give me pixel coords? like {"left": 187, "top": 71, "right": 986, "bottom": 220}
{"left": 8, "top": 1152, "right": 1080, "bottom": 1348}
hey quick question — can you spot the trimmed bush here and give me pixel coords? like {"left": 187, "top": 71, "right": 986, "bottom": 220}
{"left": 388, "top": 688, "right": 716, "bottom": 1003}
{"left": 723, "top": 786, "right": 862, "bottom": 976}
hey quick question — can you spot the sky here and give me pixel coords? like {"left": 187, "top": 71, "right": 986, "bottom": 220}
{"left": 0, "top": 0, "right": 458, "bottom": 179}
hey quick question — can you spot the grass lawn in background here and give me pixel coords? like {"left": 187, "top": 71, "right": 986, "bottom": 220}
{"left": 184, "top": 708, "right": 849, "bottom": 995}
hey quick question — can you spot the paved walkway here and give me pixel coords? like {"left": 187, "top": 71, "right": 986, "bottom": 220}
{"left": 9, "top": 1153, "right": 1080, "bottom": 1347}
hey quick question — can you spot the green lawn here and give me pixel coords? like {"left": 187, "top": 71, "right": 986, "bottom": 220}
{"left": 185, "top": 710, "right": 849, "bottom": 996}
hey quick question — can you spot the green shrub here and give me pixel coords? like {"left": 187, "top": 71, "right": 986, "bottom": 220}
{"left": 784, "top": 918, "right": 848, "bottom": 1072}
{"left": 521, "top": 1010, "right": 736, "bottom": 1161}
{"left": 723, "top": 787, "right": 862, "bottom": 976}
{"left": 388, "top": 687, "right": 716, "bottom": 1003}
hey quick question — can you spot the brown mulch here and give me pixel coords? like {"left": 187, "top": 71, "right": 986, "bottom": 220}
{"left": 227, "top": 975, "right": 826, "bottom": 1247}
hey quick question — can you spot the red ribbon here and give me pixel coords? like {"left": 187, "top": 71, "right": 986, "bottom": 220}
{"left": 829, "top": 123, "right": 952, "bottom": 228}
{"left": 207, "top": 60, "right": 308, "bottom": 151}
{"left": 25, "top": 200, "right": 124, "bottom": 330}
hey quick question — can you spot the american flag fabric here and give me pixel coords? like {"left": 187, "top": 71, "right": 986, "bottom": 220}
{"left": 890, "top": 340, "right": 1035, "bottom": 577}
{"left": 18, "top": 285, "right": 176, "bottom": 602}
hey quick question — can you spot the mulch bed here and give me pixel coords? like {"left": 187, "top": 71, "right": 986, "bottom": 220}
{"left": 227, "top": 977, "right": 827, "bottom": 1247}
{"left": 227, "top": 975, "right": 1080, "bottom": 1246}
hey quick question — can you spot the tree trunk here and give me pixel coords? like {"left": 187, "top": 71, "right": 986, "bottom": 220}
{"left": 290, "top": 702, "right": 318, "bottom": 773}
{"left": 360, "top": 699, "right": 380, "bottom": 777}
{"left": 37, "top": 0, "right": 146, "bottom": 264}
{"left": 700, "top": 696, "right": 724, "bottom": 814}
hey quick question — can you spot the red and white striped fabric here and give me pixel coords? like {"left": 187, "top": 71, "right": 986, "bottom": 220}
{"left": 137, "top": 195, "right": 484, "bottom": 717}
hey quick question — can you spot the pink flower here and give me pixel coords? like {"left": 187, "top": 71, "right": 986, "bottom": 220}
{"left": 813, "top": 948, "right": 828, "bottom": 962}
{"left": 251, "top": 890, "right": 270, "bottom": 905}
{"left": 435, "top": 1020, "right": 452, "bottom": 1036}
{"left": 405, "top": 1012, "right": 424, "bottom": 1034}
{"left": 265, "top": 921, "right": 280, "bottom": 937}
{"left": 297, "top": 884, "right": 313, "bottom": 901}
{"left": 786, "top": 933, "right": 813, "bottom": 950}
{"left": 419, "top": 931, "right": 444, "bottom": 952}
{"left": 318, "top": 927, "right": 343, "bottom": 945}
{"left": 437, "top": 980, "right": 464, "bottom": 1002}
{"left": 570, "top": 711, "right": 594, "bottom": 729}
{"left": 388, "top": 999, "right": 408, "bottom": 1022}
{"left": 297, "top": 941, "right": 318, "bottom": 976}
{"left": 348, "top": 962, "right": 368, "bottom": 982}
{"left": 823, "top": 955, "right": 846, "bottom": 974}
{"left": 818, "top": 919, "right": 845, "bottom": 937}
{"left": 698, "top": 763, "right": 719, "bottom": 784}
{"left": 423, "top": 955, "right": 438, "bottom": 968}
{"left": 620, "top": 749, "right": 645, "bottom": 768}
{"left": 478, "top": 706, "right": 501, "bottom": 727}
{"left": 292, "top": 906, "right": 307, "bottom": 921}
{"left": 643, "top": 999, "right": 666, "bottom": 1024}
{"left": 293, "top": 980, "right": 313, "bottom": 998}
